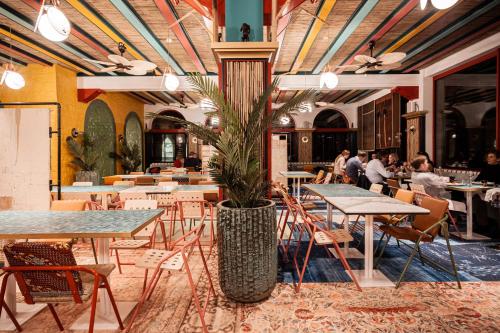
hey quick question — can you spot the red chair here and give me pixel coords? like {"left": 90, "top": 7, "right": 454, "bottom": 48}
{"left": 0, "top": 242, "right": 123, "bottom": 333}
{"left": 125, "top": 224, "right": 215, "bottom": 333}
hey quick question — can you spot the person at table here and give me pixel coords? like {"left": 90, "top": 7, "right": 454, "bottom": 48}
{"left": 475, "top": 151, "right": 500, "bottom": 184}
{"left": 333, "top": 150, "right": 350, "bottom": 177}
{"left": 416, "top": 151, "right": 434, "bottom": 172}
{"left": 184, "top": 152, "right": 202, "bottom": 170}
{"left": 173, "top": 156, "right": 184, "bottom": 168}
{"left": 366, "top": 153, "right": 394, "bottom": 187}
{"left": 387, "top": 153, "right": 404, "bottom": 170}
{"left": 410, "top": 156, "right": 450, "bottom": 197}
{"left": 345, "top": 151, "right": 367, "bottom": 184}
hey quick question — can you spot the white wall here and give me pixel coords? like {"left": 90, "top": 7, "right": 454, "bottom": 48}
{"left": 0, "top": 108, "right": 51, "bottom": 210}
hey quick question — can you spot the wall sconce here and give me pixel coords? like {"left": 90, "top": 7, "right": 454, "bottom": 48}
{"left": 71, "top": 128, "right": 81, "bottom": 138}
{"left": 301, "top": 136, "right": 309, "bottom": 143}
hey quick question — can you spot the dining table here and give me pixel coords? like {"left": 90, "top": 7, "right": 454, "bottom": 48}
{"left": 445, "top": 183, "right": 493, "bottom": 240}
{"left": 324, "top": 195, "right": 429, "bottom": 287}
{"left": 0, "top": 209, "right": 163, "bottom": 331}
{"left": 303, "top": 184, "right": 384, "bottom": 259}
{"left": 119, "top": 184, "right": 219, "bottom": 195}
{"left": 113, "top": 173, "right": 210, "bottom": 182}
{"left": 279, "top": 171, "right": 316, "bottom": 203}
{"left": 51, "top": 185, "right": 132, "bottom": 209}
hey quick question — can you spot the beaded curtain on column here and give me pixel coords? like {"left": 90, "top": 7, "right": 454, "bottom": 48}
{"left": 223, "top": 60, "right": 267, "bottom": 164}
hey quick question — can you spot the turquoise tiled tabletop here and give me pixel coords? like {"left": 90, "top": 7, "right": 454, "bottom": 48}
{"left": 303, "top": 184, "right": 383, "bottom": 198}
{"left": 119, "top": 185, "right": 218, "bottom": 194}
{"left": 0, "top": 209, "right": 163, "bottom": 239}
{"left": 175, "top": 185, "right": 218, "bottom": 193}
{"left": 52, "top": 185, "right": 131, "bottom": 193}
{"left": 115, "top": 174, "right": 209, "bottom": 180}
{"left": 280, "top": 171, "right": 315, "bottom": 178}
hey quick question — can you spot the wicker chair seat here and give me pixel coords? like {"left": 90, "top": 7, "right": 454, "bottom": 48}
{"left": 135, "top": 250, "right": 184, "bottom": 271}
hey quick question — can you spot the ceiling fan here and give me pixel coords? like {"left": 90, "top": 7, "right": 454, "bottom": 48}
{"left": 336, "top": 41, "right": 406, "bottom": 74}
{"left": 83, "top": 42, "right": 157, "bottom": 75}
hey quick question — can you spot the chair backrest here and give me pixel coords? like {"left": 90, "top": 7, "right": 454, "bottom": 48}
{"left": 157, "top": 176, "right": 173, "bottom": 182}
{"left": 103, "top": 176, "right": 122, "bottom": 185}
{"left": 412, "top": 196, "right": 448, "bottom": 238}
{"left": 323, "top": 172, "right": 333, "bottom": 184}
{"left": 3, "top": 242, "right": 83, "bottom": 302}
{"left": 72, "top": 182, "right": 92, "bottom": 186}
{"left": 130, "top": 172, "right": 144, "bottom": 175}
{"left": 124, "top": 199, "right": 158, "bottom": 210}
{"left": 409, "top": 183, "right": 429, "bottom": 205}
{"left": 51, "top": 200, "right": 86, "bottom": 211}
{"left": 60, "top": 192, "right": 92, "bottom": 201}
{"left": 189, "top": 179, "right": 200, "bottom": 185}
{"left": 394, "top": 189, "right": 414, "bottom": 204}
{"left": 113, "top": 180, "right": 135, "bottom": 186}
{"left": 149, "top": 193, "right": 176, "bottom": 207}
{"left": 157, "top": 181, "right": 178, "bottom": 187}
{"left": 120, "top": 192, "right": 148, "bottom": 201}
{"left": 176, "top": 191, "right": 205, "bottom": 218}
{"left": 135, "top": 176, "right": 155, "bottom": 185}
{"left": 369, "top": 183, "right": 383, "bottom": 194}
{"left": 386, "top": 178, "right": 400, "bottom": 190}
{"left": 314, "top": 170, "right": 325, "bottom": 183}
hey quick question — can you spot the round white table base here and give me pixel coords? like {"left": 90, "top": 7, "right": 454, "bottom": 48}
{"left": 347, "top": 270, "right": 395, "bottom": 288}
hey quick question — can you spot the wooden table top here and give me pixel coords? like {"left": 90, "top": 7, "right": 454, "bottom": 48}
{"left": 279, "top": 171, "right": 316, "bottom": 178}
{"left": 0, "top": 209, "right": 164, "bottom": 239}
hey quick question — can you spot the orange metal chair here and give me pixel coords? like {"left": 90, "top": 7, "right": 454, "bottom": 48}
{"left": 125, "top": 224, "right": 215, "bottom": 333}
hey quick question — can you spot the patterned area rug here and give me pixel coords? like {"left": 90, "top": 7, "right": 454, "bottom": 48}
{"left": 180, "top": 256, "right": 500, "bottom": 333}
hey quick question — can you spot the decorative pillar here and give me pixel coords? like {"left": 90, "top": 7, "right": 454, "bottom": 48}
{"left": 296, "top": 128, "right": 314, "bottom": 163}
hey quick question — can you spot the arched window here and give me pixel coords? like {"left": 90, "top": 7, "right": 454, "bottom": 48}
{"left": 313, "top": 109, "right": 348, "bottom": 128}
{"left": 152, "top": 110, "right": 185, "bottom": 130}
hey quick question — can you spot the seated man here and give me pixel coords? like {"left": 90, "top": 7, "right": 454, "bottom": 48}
{"left": 410, "top": 156, "right": 449, "bottom": 197}
{"left": 345, "top": 151, "right": 367, "bottom": 184}
{"left": 475, "top": 151, "right": 500, "bottom": 184}
{"left": 365, "top": 153, "right": 394, "bottom": 185}
{"left": 184, "top": 152, "right": 202, "bottom": 170}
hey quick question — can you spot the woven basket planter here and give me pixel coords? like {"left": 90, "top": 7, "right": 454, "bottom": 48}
{"left": 217, "top": 199, "right": 277, "bottom": 303}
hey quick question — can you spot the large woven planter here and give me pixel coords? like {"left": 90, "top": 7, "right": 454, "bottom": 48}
{"left": 217, "top": 199, "right": 277, "bottom": 303}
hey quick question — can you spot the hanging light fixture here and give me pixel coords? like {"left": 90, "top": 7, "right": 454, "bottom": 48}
{"left": 420, "top": 0, "right": 428, "bottom": 10}
{"left": 164, "top": 72, "right": 180, "bottom": 91}
{"left": 1, "top": 64, "right": 25, "bottom": 90}
{"left": 34, "top": 0, "right": 71, "bottom": 42}
{"left": 420, "top": 0, "right": 458, "bottom": 10}
{"left": 320, "top": 70, "right": 339, "bottom": 89}
{"left": 1, "top": 27, "right": 25, "bottom": 90}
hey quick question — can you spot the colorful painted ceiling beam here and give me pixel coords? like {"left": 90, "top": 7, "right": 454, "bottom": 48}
{"left": 312, "top": 0, "right": 378, "bottom": 74}
{"left": 381, "top": 0, "right": 500, "bottom": 73}
{"left": 0, "top": 40, "right": 51, "bottom": 66}
{"left": 0, "top": 2, "right": 106, "bottom": 72}
{"left": 329, "top": 90, "right": 351, "bottom": 103}
{"left": 0, "top": 52, "right": 27, "bottom": 67}
{"left": 289, "top": 0, "right": 336, "bottom": 74}
{"left": 335, "top": 89, "right": 361, "bottom": 103}
{"left": 337, "top": 0, "right": 418, "bottom": 73}
{"left": 65, "top": 0, "right": 153, "bottom": 64}
{"left": 20, "top": 0, "right": 111, "bottom": 58}
{"left": 153, "top": 0, "right": 207, "bottom": 74}
{"left": 183, "top": 0, "right": 213, "bottom": 19}
{"left": 0, "top": 26, "right": 93, "bottom": 75}
{"left": 129, "top": 92, "right": 156, "bottom": 105}
{"left": 108, "top": 0, "right": 184, "bottom": 75}
{"left": 403, "top": 19, "right": 500, "bottom": 73}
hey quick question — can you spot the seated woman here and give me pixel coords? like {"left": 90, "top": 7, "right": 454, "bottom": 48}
{"left": 410, "top": 156, "right": 449, "bottom": 198}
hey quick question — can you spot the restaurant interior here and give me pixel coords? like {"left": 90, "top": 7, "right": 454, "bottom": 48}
{"left": 0, "top": 0, "right": 499, "bottom": 332}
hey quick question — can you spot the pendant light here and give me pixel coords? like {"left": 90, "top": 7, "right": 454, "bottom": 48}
{"left": 34, "top": 0, "right": 71, "bottom": 42}
{"left": 1, "top": 27, "right": 25, "bottom": 90}
{"left": 320, "top": 68, "right": 339, "bottom": 89}
{"left": 161, "top": 28, "right": 179, "bottom": 92}
{"left": 420, "top": 0, "right": 458, "bottom": 10}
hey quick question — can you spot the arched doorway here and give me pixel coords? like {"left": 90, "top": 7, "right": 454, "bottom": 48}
{"left": 84, "top": 99, "right": 116, "bottom": 179}
{"left": 312, "top": 109, "right": 355, "bottom": 162}
{"left": 124, "top": 112, "right": 143, "bottom": 169}
{"left": 146, "top": 110, "right": 187, "bottom": 165}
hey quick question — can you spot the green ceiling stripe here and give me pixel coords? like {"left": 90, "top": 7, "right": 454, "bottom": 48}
{"left": 109, "top": 0, "right": 184, "bottom": 75}
{"left": 312, "top": 0, "right": 379, "bottom": 74}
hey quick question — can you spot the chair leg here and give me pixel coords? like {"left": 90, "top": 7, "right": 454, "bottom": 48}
{"left": 147, "top": 270, "right": 164, "bottom": 301}
{"left": 293, "top": 237, "right": 314, "bottom": 293}
{"left": 417, "top": 245, "right": 425, "bottom": 266}
{"left": 101, "top": 277, "right": 124, "bottom": 329}
{"left": 1, "top": 302, "right": 22, "bottom": 332}
{"left": 198, "top": 242, "right": 216, "bottom": 296}
{"left": 90, "top": 238, "right": 98, "bottom": 264}
{"left": 0, "top": 276, "right": 22, "bottom": 332}
{"left": 47, "top": 304, "right": 64, "bottom": 331}
{"left": 396, "top": 243, "right": 419, "bottom": 289}
{"left": 88, "top": 278, "right": 100, "bottom": 333}
{"left": 142, "top": 269, "right": 149, "bottom": 292}
{"left": 279, "top": 210, "right": 290, "bottom": 242}
{"left": 159, "top": 221, "right": 168, "bottom": 250}
{"left": 374, "top": 234, "right": 391, "bottom": 269}
{"left": 114, "top": 249, "right": 122, "bottom": 274}
{"left": 331, "top": 241, "right": 362, "bottom": 292}
{"left": 447, "top": 210, "right": 461, "bottom": 237}
{"left": 443, "top": 226, "right": 462, "bottom": 289}
{"left": 183, "top": 255, "right": 209, "bottom": 333}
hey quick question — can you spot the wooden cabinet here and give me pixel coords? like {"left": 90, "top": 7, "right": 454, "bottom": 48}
{"left": 358, "top": 93, "right": 402, "bottom": 151}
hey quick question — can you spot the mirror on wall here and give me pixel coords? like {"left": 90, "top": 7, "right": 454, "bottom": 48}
{"left": 435, "top": 56, "right": 497, "bottom": 168}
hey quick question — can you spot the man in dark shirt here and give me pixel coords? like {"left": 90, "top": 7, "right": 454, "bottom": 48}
{"left": 184, "top": 152, "right": 202, "bottom": 170}
{"left": 475, "top": 151, "right": 500, "bottom": 184}
{"left": 345, "top": 151, "right": 367, "bottom": 184}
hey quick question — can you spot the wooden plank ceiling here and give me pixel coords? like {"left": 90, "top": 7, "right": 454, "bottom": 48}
{"left": 0, "top": 0, "right": 498, "bottom": 105}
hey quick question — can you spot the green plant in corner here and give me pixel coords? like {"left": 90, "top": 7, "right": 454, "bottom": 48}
{"left": 66, "top": 134, "right": 99, "bottom": 171}
{"left": 109, "top": 138, "right": 142, "bottom": 174}
{"left": 148, "top": 73, "right": 316, "bottom": 208}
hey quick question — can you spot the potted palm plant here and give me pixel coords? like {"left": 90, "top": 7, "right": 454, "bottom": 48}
{"left": 66, "top": 134, "right": 100, "bottom": 185}
{"left": 150, "top": 74, "right": 315, "bottom": 302}
{"left": 109, "top": 138, "right": 142, "bottom": 174}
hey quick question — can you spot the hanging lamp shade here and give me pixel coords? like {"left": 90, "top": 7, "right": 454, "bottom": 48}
{"left": 430, "top": 0, "right": 458, "bottom": 9}
{"left": 164, "top": 73, "right": 180, "bottom": 91}
{"left": 1, "top": 70, "right": 25, "bottom": 90}
{"left": 37, "top": 5, "right": 71, "bottom": 42}
{"left": 320, "top": 71, "right": 339, "bottom": 89}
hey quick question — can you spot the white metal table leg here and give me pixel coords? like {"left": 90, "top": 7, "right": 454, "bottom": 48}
{"left": 297, "top": 178, "right": 301, "bottom": 203}
{"left": 450, "top": 191, "right": 490, "bottom": 240}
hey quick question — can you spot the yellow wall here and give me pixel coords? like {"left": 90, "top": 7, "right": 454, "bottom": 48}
{"left": 0, "top": 64, "right": 145, "bottom": 185}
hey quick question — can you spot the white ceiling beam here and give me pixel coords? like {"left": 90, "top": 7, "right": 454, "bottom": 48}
{"left": 77, "top": 74, "right": 418, "bottom": 91}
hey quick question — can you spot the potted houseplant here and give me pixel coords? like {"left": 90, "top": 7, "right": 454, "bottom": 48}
{"left": 109, "top": 138, "right": 142, "bottom": 174}
{"left": 150, "top": 74, "right": 315, "bottom": 302}
{"left": 66, "top": 134, "right": 100, "bottom": 185}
